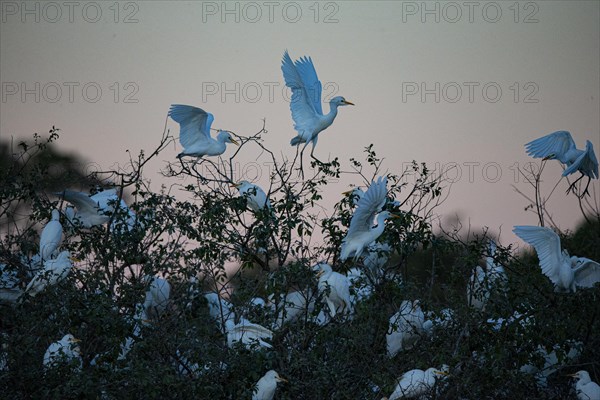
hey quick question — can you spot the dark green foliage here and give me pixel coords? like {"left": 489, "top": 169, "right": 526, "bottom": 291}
{"left": 1, "top": 130, "right": 598, "bottom": 399}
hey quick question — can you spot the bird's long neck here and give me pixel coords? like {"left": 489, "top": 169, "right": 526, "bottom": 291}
{"left": 326, "top": 101, "right": 340, "bottom": 122}
{"left": 371, "top": 213, "right": 388, "bottom": 236}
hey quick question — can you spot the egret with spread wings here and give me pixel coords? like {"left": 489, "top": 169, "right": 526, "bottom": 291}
{"left": 169, "top": 104, "right": 239, "bottom": 159}
{"left": 513, "top": 225, "right": 600, "bottom": 292}
{"left": 340, "top": 177, "right": 397, "bottom": 261}
{"left": 281, "top": 50, "right": 354, "bottom": 158}
{"left": 525, "top": 131, "right": 598, "bottom": 197}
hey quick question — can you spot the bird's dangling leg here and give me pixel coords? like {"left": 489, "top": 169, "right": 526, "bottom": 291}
{"left": 580, "top": 176, "right": 593, "bottom": 198}
{"left": 566, "top": 173, "right": 585, "bottom": 196}
{"left": 309, "top": 137, "right": 322, "bottom": 164}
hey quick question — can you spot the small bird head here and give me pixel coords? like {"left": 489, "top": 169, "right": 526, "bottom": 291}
{"left": 331, "top": 96, "right": 354, "bottom": 106}
{"left": 217, "top": 131, "right": 240, "bottom": 146}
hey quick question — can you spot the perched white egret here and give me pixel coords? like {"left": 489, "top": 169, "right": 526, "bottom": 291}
{"left": 525, "top": 130, "right": 598, "bottom": 196}
{"left": 340, "top": 177, "right": 397, "bottom": 261}
{"left": 143, "top": 276, "right": 171, "bottom": 318}
{"left": 387, "top": 300, "right": 426, "bottom": 357}
{"left": 205, "top": 292, "right": 234, "bottom": 332}
{"left": 269, "top": 291, "right": 312, "bottom": 328}
{"left": 43, "top": 334, "right": 81, "bottom": 370}
{"left": 233, "top": 181, "right": 271, "bottom": 212}
{"left": 568, "top": 370, "right": 600, "bottom": 400}
{"left": 513, "top": 226, "right": 600, "bottom": 292}
{"left": 467, "top": 241, "right": 507, "bottom": 310}
{"left": 520, "top": 341, "right": 581, "bottom": 387}
{"left": 225, "top": 318, "right": 273, "bottom": 350}
{"left": 348, "top": 267, "right": 374, "bottom": 304}
{"left": 24, "top": 251, "right": 74, "bottom": 297}
{"left": 281, "top": 50, "right": 354, "bottom": 157}
{"left": 363, "top": 242, "right": 393, "bottom": 271}
{"left": 39, "top": 209, "right": 63, "bottom": 261}
{"left": 253, "top": 370, "right": 287, "bottom": 400}
{"left": 313, "top": 263, "right": 353, "bottom": 318}
{"left": 168, "top": 104, "right": 239, "bottom": 159}
{"left": 57, "top": 189, "right": 134, "bottom": 229}
{"left": 388, "top": 366, "right": 449, "bottom": 399}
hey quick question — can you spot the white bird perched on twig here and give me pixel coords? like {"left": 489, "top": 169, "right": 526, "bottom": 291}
{"left": 225, "top": 318, "right": 273, "bottom": 350}
{"left": 340, "top": 177, "right": 398, "bottom": 261}
{"left": 281, "top": 50, "right": 354, "bottom": 158}
{"left": 24, "top": 251, "right": 75, "bottom": 298}
{"left": 43, "top": 334, "right": 81, "bottom": 370}
{"left": 39, "top": 209, "right": 63, "bottom": 261}
{"left": 524, "top": 130, "right": 598, "bottom": 197}
{"left": 568, "top": 370, "right": 600, "bottom": 400}
{"left": 467, "top": 240, "right": 507, "bottom": 310}
{"left": 204, "top": 292, "right": 234, "bottom": 332}
{"left": 513, "top": 226, "right": 600, "bottom": 292}
{"left": 313, "top": 263, "right": 353, "bottom": 318}
{"left": 387, "top": 365, "right": 449, "bottom": 399}
{"left": 387, "top": 300, "right": 426, "bottom": 357}
{"left": 253, "top": 370, "right": 288, "bottom": 400}
{"left": 168, "top": 104, "right": 239, "bottom": 159}
{"left": 232, "top": 181, "right": 271, "bottom": 212}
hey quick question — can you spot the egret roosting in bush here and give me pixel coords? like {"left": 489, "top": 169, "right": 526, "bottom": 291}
{"left": 313, "top": 263, "right": 353, "bottom": 317}
{"left": 233, "top": 181, "right": 271, "bottom": 212}
{"left": 57, "top": 189, "right": 135, "bottom": 229}
{"left": 143, "top": 276, "right": 171, "bottom": 318}
{"left": 225, "top": 318, "right": 273, "bottom": 350}
{"left": 281, "top": 50, "right": 354, "bottom": 158}
{"left": 24, "top": 251, "right": 74, "bottom": 298}
{"left": 513, "top": 226, "right": 600, "bottom": 292}
{"left": 340, "top": 177, "right": 397, "bottom": 261}
{"left": 253, "top": 370, "right": 287, "bottom": 400}
{"left": 387, "top": 300, "right": 426, "bottom": 357}
{"left": 43, "top": 334, "right": 81, "bottom": 370}
{"left": 467, "top": 240, "right": 507, "bottom": 310}
{"left": 387, "top": 365, "right": 449, "bottom": 399}
{"left": 39, "top": 209, "right": 63, "bottom": 261}
{"left": 568, "top": 370, "right": 600, "bottom": 400}
{"left": 169, "top": 104, "right": 239, "bottom": 159}
{"left": 524, "top": 130, "right": 598, "bottom": 197}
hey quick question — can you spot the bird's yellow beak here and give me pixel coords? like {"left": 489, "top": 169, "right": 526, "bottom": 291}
{"left": 342, "top": 190, "right": 354, "bottom": 196}
{"left": 343, "top": 100, "right": 355, "bottom": 105}
{"left": 70, "top": 257, "right": 81, "bottom": 262}
{"left": 315, "top": 269, "right": 325, "bottom": 278}
{"left": 230, "top": 138, "right": 240, "bottom": 146}
{"left": 277, "top": 376, "right": 288, "bottom": 383}
{"left": 390, "top": 213, "right": 401, "bottom": 219}
{"left": 434, "top": 370, "right": 449, "bottom": 376}
{"left": 71, "top": 338, "right": 82, "bottom": 343}
{"left": 231, "top": 182, "right": 241, "bottom": 188}
{"left": 566, "top": 373, "right": 578, "bottom": 377}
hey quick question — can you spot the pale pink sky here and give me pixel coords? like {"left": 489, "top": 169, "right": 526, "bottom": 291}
{"left": 1, "top": 1, "right": 598, "bottom": 246}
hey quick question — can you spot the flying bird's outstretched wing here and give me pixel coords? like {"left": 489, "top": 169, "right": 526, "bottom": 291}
{"left": 281, "top": 51, "right": 321, "bottom": 133}
{"left": 168, "top": 104, "right": 215, "bottom": 149}
{"left": 525, "top": 131, "right": 575, "bottom": 164}
{"left": 347, "top": 177, "right": 388, "bottom": 237}
{"left": 513, "top": 226, "right": 563, "bottom": 286}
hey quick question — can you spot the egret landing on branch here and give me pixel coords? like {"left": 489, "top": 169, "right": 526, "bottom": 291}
{"left": 340, "top": 177, "right": 398, "bottom": 262}
{"left": 168, "top": 104, "right": 239, "bottom": 159}
{"left": 281, "top": 50, "right": 354, "bottom": 159}
{"left": 524, "top": 130, "right": 598, "bottom": 197}
{"left": 513, "top": 225, "right": 600, "bottom": 292}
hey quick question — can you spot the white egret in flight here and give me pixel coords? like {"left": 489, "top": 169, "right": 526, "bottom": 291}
{"left": 253, "top": 370, "right": 287, "bottom": 400}
{"left": 568, "top": 370, "right": 600, "bottom": 400}
{"left": 513, "top": 226, "right": 600, "bottom": 292}
{"left": 43, "top": 334, "right": 81, "bottom": 370}
{"left": 525, "top": 130, "right": 598, "bottom": 196}
{"left": 39, "top": 209, "right": 63, "bottom": 261}
{"left": 233, "top": 181, "right": 271, "bottom": 212}
{"left": 313, "top": 263, "right": 353, "bottom": 318}
{"left": 281, "top": 50, "right": 354, "bottom": 158}
{"left": 168, "top": 104, "right": 239, "bottom": 159}
{"left": 340, "top": 177, "right": 397, "bottom": 261}
{"left": 24, "top": 251, "right": 74, "bottom": 298}
{"left": 387, "top": 365, "right": 449, "bottom": 399}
